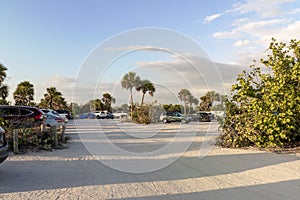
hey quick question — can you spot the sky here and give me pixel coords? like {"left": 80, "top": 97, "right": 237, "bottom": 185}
{"left": 0, "top": 0, "right": 299, "bottom": 106}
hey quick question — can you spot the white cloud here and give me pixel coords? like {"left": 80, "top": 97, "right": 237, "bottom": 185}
{"left": 203, "top": 0, "right": 295, "bottom": 24}
{"left": 232, "top": 0, "right": 294, "bottom": 18}
{"left": 213, "top": 31, "right": 240, "bottom": 39}
{"left": 232, "top": 18, "right": 250, "bottom": 26}
{"left": 235, "top": 18, "right": 286, "bottom": 32}
{"left": 203, "top": 13, "right": 223, "bottom": 23}
{"left": 135, "top": 54, "right": 245, "bottom": 99}
{"left": 34, "top": 56, "right": 245, "bottom": 105}
{"left": 234, "top": 40, "right": 250, "bottom": 47}
{"left": 288, "top": 8, "right": 300, "bottom": 15}
{"left": 36, "top": 76, "right": 76, "bottom": 103}
{"left": 202, "top": 0, "right": 299, "bottom": 71}
{"left": 234, "top": 19, "right": 300, "bottom": 46}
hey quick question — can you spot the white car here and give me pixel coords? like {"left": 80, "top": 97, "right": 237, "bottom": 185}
{"left": 41, "top": 109, "right": 60, "bottom": 117}
{"left": 42, "top": 112, "right": 65, "bottom": 129}
{"left": 55, "top": 110, "right": 71, "bottom": 122}
{"left": 93, "top": 111, "right": 114, "bottom": 119}
{"left": 113, "top": 112, "right": 128, "bottom": 119}
{"left": 41, "top": 109, "right": 68, "bottom": 123}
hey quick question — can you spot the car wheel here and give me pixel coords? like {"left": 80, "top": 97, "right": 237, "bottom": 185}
{"left": 181, "top": 119, "right": 186, "bottom": 123}
{"left": 163, "top": 119, "right": 168, "bottom": 123}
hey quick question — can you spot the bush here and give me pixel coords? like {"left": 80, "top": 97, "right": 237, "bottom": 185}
{"left": 218, "top": 39, "right": 300, "bottom": 148}
{"left": 4, "top": 126, "right": 54, "bottom": 151}
{"left": 131, "top": 103, "right": 164, "bottom": 124}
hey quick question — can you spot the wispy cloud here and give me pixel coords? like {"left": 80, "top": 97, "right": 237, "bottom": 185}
{"left": 203, "top": 13, "right": 224, "bottom": 23}
{"left": 203, "top": 0, "right": 294, "bottom": 23}
{"left": 234, "top": 40, "right": 250, "bottom": 47}
{"left": 204, "top": 0, "right": 299, "bottom": 65}
{"left": 213, "top": 31, "right": 240, "bottom": 39}
{"left": 232, "top": 0, "right": 294, "bottom": 18}
{"left": 35, "top": 76, "right": 76, "bottom": 102}
{"left": 288, "top": 8, "right": 300, "bottom": 15}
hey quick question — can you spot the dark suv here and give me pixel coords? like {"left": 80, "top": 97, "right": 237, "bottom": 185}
{"left": 196, "top": 112, "right": 211, "bottom": 122}
{"left": 0, "top": 126, "right": 8, "bottom": 164}
{"left": 0, "top": 106, "right": 44, "bottom": 128}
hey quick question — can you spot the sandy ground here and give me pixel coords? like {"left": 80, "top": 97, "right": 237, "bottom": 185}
{"left": 0, "top": 119, "right": 299, "bottom": 200}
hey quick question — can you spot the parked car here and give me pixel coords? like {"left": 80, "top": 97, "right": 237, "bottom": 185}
{"left": 41, "top": 109, "right": 60, "bottom": 117}
{"left": 43, "top": 112, "right": 64, "bottom": 128}
{"left": 55, "top": 110, "right": 69, "bottom": 122}
{"left": 106, "top": 112, "right": 114, "bottom": 119}
{"left": 55, "top": 110, "right": 72, "bottom": 120}
{"left": 0, "top": 105, "right": 44, "bottom": 128}
{"left": 160, "top": 112, "right": 192, "bottom": 123}
{"left": 0, "top": 126, "right": 8, "bottom": 164}
{"left": 94, "top": 111, "right": 114, "bottom": 119}
{"left": 196, "top": 111, "right": 211, "bottom": 122}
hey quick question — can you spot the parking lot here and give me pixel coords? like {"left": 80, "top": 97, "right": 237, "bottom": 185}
{"left": 0, "top": 119, "right": 300, "bottom": 199}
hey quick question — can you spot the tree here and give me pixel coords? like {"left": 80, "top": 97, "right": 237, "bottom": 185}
{"left": 121, "top": 104, "right": 129, "bottom": 112}
{"left": 199, "top": 91, "right": 220, "bottom": 111}
{"left": 178, "top": 89, "right": 192, "bottom": 115}
{"left": 39, "top": 87, "right": 67, "bottom": 110}
{"left": 101, "top": 93, "right": 115, "bottom": 112}
{"left": 188, "top": 95, "right": 199, "bottom": 114}
{"left": 0, "top": 63, "right": 9, "bottom": 105}
{"left": 121, "top": 72, "right": 141, "bottom": 118}
{"left": 162, "top": 104, "right": 182, "bottom": 113}
{"left": 13, "top": 81, "right": 35, "bottom": 106}
{"left": 218, "top": 39, "right": 300, "bottom": 148}
{"left": 136, "top": 79, "right": 155, "bottom": 106}
{"left": 212, "top": 95, "right": 227, "bottom": 111}
{"left": 93, "top": 99, "right": 104, "bottom": 111}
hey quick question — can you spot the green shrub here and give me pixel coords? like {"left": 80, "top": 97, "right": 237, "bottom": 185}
{"left": 218, "top": 39, "right": 300, "bottom": 148}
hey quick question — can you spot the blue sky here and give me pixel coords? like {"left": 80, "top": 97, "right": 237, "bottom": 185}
{"left": 0, "top": 0, "right": 300, "bottom": 105}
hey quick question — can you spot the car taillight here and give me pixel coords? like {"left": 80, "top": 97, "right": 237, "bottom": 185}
{"left": 35, "top": 113, "right": 43, "bottom": 120}
{"left": 55, "top": 118, "right": 63, "bottom": 123}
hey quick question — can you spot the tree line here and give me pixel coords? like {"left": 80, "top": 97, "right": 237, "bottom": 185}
{"left": 0, "top": 65, "right": 69, "bottom": 110}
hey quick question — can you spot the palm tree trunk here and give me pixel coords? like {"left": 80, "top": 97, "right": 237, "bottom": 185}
{"left": 141, "top": 93, "right": 145, "bottom": 106}
{"left": 130, "top": 88, "right": 133, "bottom": 119}
{"left": 188, "top": 103, "right": 192, "bottom": 114}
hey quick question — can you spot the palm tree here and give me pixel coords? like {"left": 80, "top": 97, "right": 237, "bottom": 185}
{"left": 199, "top": 91, "right": 221, "bottom": 111}
{"left": 121, "top": 72, "right": 140, "bottom": 118}
{"left": 199, "top": 95, "right": 210, "bottom": 111}
{"left": 0, "top": 63, "right": 7, "bottom": 83}
{"left": 101, "top": 93, "right": 116, "bottom": 112}
{"left": 39, "top": 87, "right": 67, "bottom": 109}
{"left": 0, "top": 63, "right": 9, "bottom": 105}
{"left": 0, "top": 85, "right": 8, "bottom": 105}
{"left": 188, "top": 95, "right": 199, "bottom": 114}
{"left": 45, "top": 87, "right": 62, "bottom": 109}
{"left": 206, "top": 91, "right": 220, "bottom": 102}
{"left": 136, "top": 79, "right": 155, "bottom": 106}
{"left": 178, "top": 89, "right": 192, "bottom": 115}
{"left": 13, "top": 81, "right": 34, "bottom": 106}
